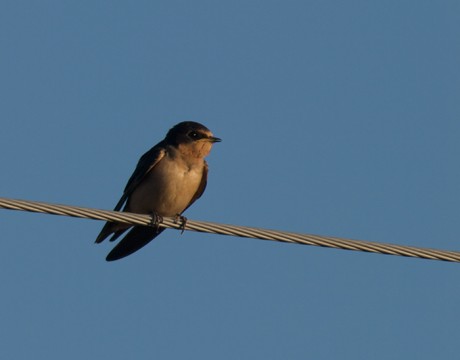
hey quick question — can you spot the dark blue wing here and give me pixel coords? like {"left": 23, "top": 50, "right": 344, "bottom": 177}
{"left": 94, "top": 142, "right": 166, "bottom": 243}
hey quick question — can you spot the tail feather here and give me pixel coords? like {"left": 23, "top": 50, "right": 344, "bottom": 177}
{"left": 105, "top": 226, "right": 165, "bottom": 261}
{"left": 95, "top": 221, "right": 129, "bottom": 244}
{"left": 95, "top": 222, "right": 116, "bottom": 243}
{"left": 109, "top": 228, "right": 129, "bottom": 242}
{"left": 95, "top": 194, "right": 129, "bottom": 244}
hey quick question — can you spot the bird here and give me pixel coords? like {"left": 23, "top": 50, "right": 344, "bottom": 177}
{"left": 95, "top": 121, "right": 221, "bottom": 261}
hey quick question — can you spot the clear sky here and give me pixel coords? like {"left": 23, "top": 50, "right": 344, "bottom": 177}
{"left": 1, "top": 1, "right": 459, "bottom": 359}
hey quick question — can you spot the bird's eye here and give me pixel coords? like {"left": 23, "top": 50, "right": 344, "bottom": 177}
{"left": 188, "top": 131, "right": 202, "bottom": 140}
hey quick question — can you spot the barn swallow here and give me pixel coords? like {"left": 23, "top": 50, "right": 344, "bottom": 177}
{"left": 95, "top": 121, "right": 221, "bottom": 261}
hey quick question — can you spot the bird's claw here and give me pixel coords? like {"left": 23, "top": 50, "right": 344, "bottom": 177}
{"left": 149, "top": 212, "right": 163, "bottom": 230}
{"left": 174, "top": 214, "right": 188, "bottom": 234}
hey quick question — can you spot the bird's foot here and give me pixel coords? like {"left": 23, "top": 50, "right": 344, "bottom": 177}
{"left": 174, "top": 214, "right": 188, "bottom": 234}
{"left": 149, "top": 212, "right": 163, "bottom": 230}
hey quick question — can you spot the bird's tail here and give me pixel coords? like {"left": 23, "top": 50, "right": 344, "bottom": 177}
{"left": 105, "top": 226, "right": 165, "bottom": 261}
{"left": 95, "top": 221, "right": 129, "bottom": 244}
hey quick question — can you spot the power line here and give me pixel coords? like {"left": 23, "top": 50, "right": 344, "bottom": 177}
{"left": 0, "top": 196, "right": 459, "bottom": 263}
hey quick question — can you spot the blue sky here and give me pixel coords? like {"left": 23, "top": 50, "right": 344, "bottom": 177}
{"left": 1, "top": 1, "right": 459, "bottom": 359}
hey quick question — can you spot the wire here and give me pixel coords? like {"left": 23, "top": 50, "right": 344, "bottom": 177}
{"left": 0, "top": 196, "right": 459, "bottom": 263}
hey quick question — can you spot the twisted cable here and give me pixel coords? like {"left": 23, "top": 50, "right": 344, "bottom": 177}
{"left": 0, "top": 197, "right": 459, "bottom": 263}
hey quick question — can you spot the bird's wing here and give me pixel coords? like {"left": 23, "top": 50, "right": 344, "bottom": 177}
{"left": 115, "top": 142, "right": 167, "bottom": 211}
{"left": 94, "top": 142, "right": 167, "bottom": 243}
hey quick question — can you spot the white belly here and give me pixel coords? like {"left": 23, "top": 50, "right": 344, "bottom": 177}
{"left": 126, "top": 156, "right": 204, "bottom": 216}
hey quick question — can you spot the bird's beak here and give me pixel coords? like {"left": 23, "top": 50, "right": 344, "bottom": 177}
{"left": 209, "top": 136, "right": 222, "bottom": 143}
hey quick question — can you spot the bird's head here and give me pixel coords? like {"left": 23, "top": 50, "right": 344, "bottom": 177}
{"left": 165, "top": 121, "right": 221, "bottom": 158}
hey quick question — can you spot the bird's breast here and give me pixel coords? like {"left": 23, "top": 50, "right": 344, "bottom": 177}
{"left": 127, "top": 156, "right": 204, "bottom": 216}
